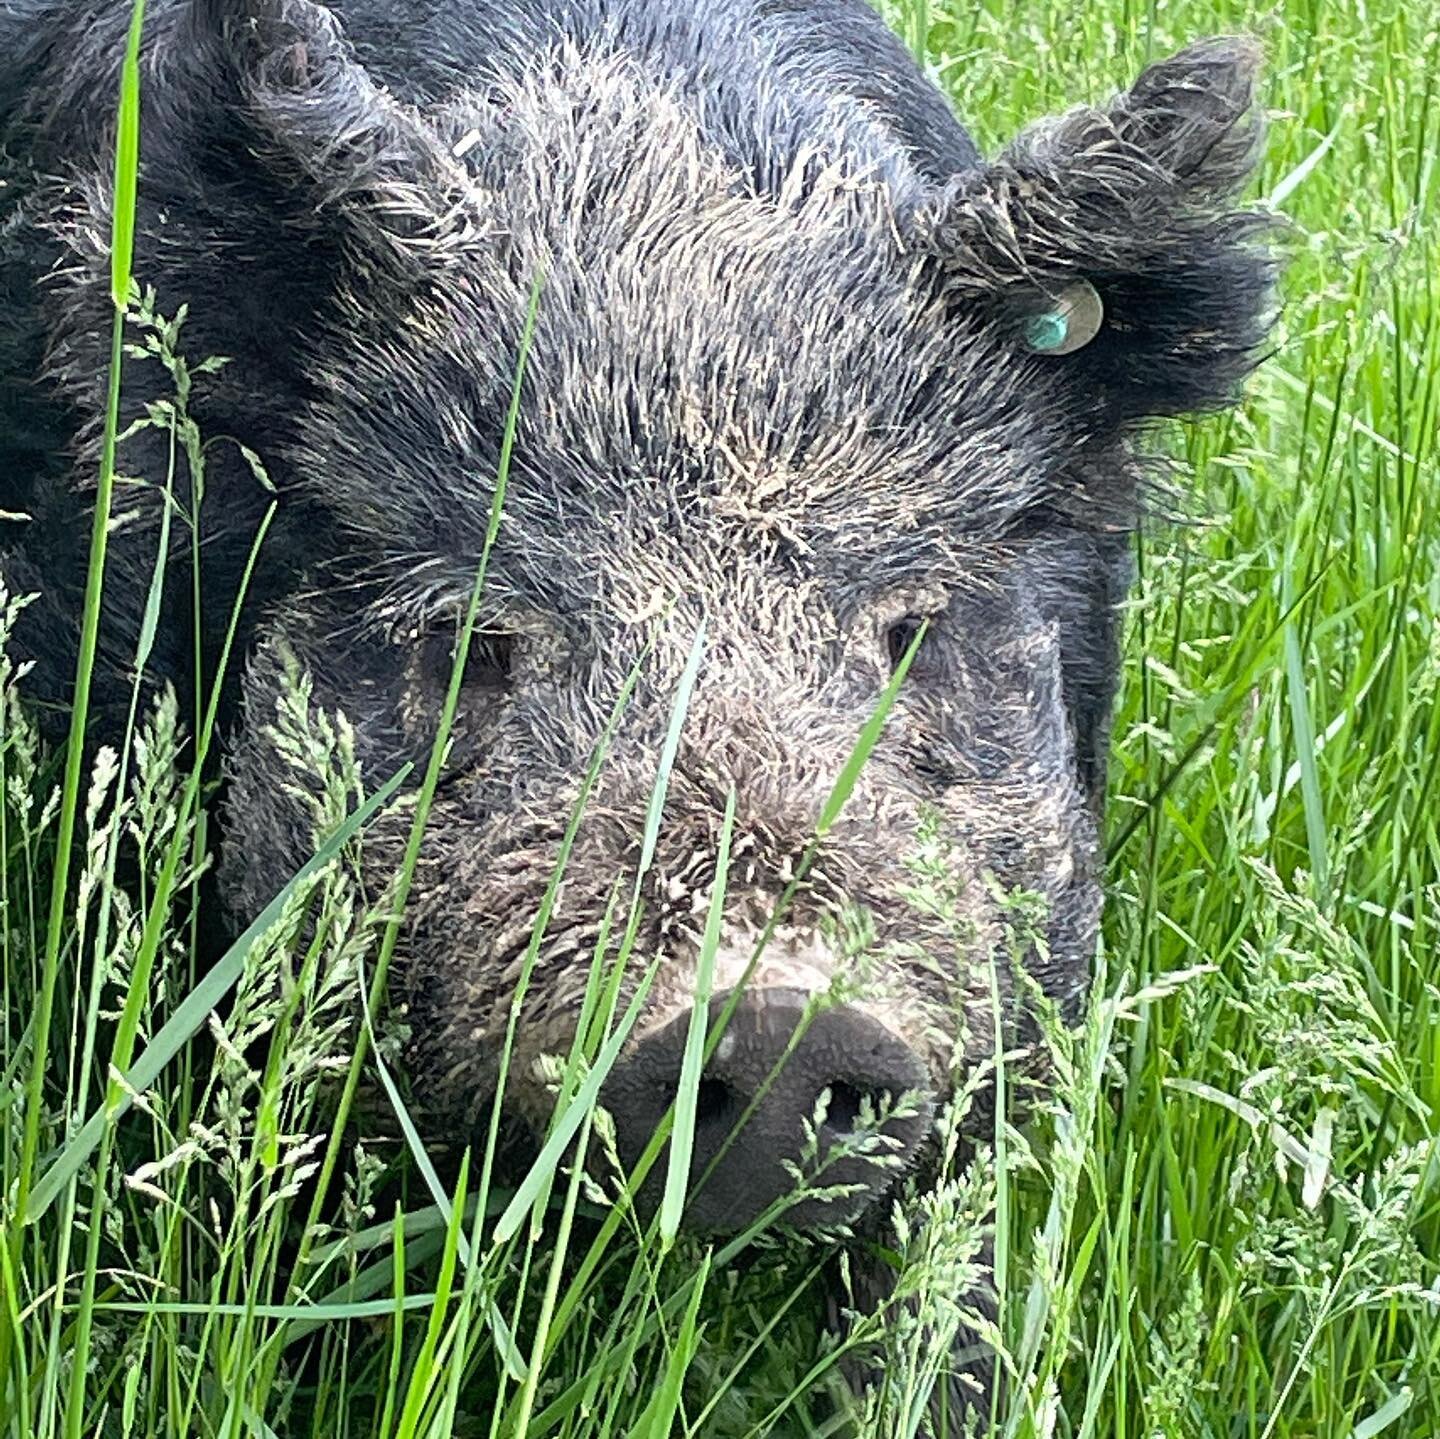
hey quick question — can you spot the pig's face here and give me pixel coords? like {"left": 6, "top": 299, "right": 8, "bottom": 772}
{"left": 216, "top": 22, "right": 1274, "bottom": 1230}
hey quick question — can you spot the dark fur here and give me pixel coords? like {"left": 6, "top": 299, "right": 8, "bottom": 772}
{"left": 0, "top": 0, "right": 1276, "bottom": 1411}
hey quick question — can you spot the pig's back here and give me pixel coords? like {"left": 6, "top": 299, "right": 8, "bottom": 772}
{"left": 1, "top": 0, "right": 980, "bottom": 187}
{"left": 335, "top": 0, "right": 982, "bottom": 183}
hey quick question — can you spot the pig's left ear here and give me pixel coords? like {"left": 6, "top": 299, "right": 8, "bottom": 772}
{"left": 912, "top": 38, "right": 1279, "bottom": 423}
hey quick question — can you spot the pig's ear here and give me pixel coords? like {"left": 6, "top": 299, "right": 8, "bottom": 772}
{"left": 913, "top": 39, "right": 1279, "bottom": 423}
{"left": 181, "top": 0, "right": 481, "bottom": 285}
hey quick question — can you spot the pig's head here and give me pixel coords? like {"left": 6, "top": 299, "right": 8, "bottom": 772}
{"left": 207, "top": 3, "right": 1275, "bottom": 1231}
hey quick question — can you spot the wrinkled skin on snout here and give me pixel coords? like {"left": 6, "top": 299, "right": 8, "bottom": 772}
{"left": 0, "top": 0, "right": 1275, "bottom": 1386}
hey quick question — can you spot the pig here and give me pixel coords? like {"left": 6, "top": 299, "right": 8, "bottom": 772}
{"left": 0, "top": 0, "right": 1276, "bottom": 1406}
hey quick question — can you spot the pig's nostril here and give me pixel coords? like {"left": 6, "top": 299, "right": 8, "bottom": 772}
{"left": 694, "top": 1077, "right": 736, "bottom": 1127}
{"left": 820, "top": 1080, "right": 886, "bottom": 1139}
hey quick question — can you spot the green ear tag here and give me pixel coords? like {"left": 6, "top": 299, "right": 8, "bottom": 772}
{"left": 1023, "top": 309, "right": 1071, "bottom": 352}
{"left": 1020, "top": 279, "right": 1104, "bottom": 356}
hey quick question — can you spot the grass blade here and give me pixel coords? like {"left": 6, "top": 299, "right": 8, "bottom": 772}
{"left": 635, "top": 616, "right": 708, "bottom": 883}
{"left": 490, "top": 958, "right": 660, "bottom": 1247}
{"left": 658, "top": 787, "right": 735, "bottom": 1248}
{"left": 24, "top": 764, "right": 410, "bottom": 1221}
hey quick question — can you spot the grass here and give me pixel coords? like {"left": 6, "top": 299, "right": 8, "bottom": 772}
{"left": 2, "top": 0, "right": 1438, "bottom": 1434}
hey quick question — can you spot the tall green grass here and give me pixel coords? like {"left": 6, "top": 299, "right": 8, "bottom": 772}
{"left": 2, "top": 0, "right": 1438, "bottom": 1434}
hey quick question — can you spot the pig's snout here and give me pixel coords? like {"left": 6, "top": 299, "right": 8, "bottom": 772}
{"left": 604, "top": 987, "right": 933, "bottom": 1232}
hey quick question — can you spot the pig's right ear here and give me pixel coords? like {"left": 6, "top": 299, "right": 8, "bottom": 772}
{"left": 177, "top": 0, "right": 483, "bottom": 287}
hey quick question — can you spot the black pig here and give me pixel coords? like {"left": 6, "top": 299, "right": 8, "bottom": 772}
{"left": 0, "top": 0, "right": 1274, "bottom": 1400}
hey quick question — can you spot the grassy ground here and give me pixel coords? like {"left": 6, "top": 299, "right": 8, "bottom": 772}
{"left": 3, "top": 0, "right": 1438, "bottom": 1434}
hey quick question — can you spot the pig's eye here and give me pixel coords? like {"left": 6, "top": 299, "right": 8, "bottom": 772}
{"left": 1018, "top": 279, "right": 1104, "bottom": 356}
{"left": 423, "top": 629, "right": 515, "bottom": 689}
{"left": 462, "top": 633, "right": 516, "bottom": 687}
{"left": 885, "top": 615, "right": 929, "bottom": 673}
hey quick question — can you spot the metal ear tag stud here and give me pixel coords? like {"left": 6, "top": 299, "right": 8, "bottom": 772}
{"left": 1021, "top": 279, "right": 1104, "bottom": 356}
